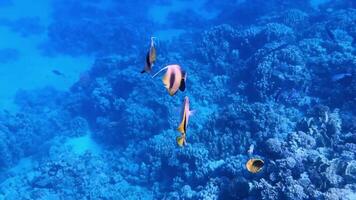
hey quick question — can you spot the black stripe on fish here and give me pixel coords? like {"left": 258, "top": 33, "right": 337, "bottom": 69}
{"left": 169, "top": 72, "right": 175, "bottom": 90}
{"left": 146, "top": 51, "right": 151, "bottom": 65}
{"left": 141, "top": 51, "right": 151, "bottom": 73}
{"left": 183, "top": 113, "right": 187, "bottom": 133}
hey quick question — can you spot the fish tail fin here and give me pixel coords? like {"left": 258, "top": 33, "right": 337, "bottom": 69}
{"left": 179, "top": 78, "right": 186, "bottom": 91}
{"left": 179, "top": 71, "right": 187, "bottom": 91}
{"left": 176, "top": 135, "right": 186, "bottom": 147}
{"left": 169, "top": 91, "right": 176, "bottom": 96}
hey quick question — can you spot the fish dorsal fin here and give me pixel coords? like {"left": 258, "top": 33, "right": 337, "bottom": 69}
{"left": 150, "top": 36, "right": 156, "bottom": 47}
{"left": 152, "top": 66, "right": 169, "bottom": 78}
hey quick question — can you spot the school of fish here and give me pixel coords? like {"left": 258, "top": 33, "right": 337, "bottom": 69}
{"left": 140, "top": 37, "right": 264, "bottom": 173}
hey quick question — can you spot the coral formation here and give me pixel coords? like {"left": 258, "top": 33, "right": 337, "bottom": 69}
{"left": 0, "top": 0, "right": 355, "bottom": 199}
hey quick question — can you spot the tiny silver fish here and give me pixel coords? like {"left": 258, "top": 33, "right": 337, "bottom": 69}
{"left": 52, "top": 70, "right": 65, "bottom": 77}
{"left": 331, "top": 73, "right": 352, "bottom": 82}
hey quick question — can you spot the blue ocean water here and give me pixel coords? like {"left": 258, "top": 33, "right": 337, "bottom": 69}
{"left": 0, "top": 0, "right": 355, "bottom": 199}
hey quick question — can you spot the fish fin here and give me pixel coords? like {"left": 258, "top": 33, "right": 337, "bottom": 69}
{"left": 162, "top": 74, "right": 170, "bottom": 89}
{"left": 179, "top": 71, "right": 187, "bottom": 91}
{"left": 150, "top": 36, "right": 156, "bottom": 47}
{"left": 177, "top": 120, "right": 185, "bottom": 134}
{"left": 152, "top": 66, "right": 168, "bottom": 78}
{"left": 176, "top": 135, "right": 185, "bottom": 147}
{"left": 169, "top": 91, "right": 176, "bottom": 96}
{"left": 141, "top": 70, "right": 146, "bottom": 73}
{"left": 179, "top": 78, "right": 186, "bottom": 91}
{"left": 188, "top": 110, "right": 195, "bottom": 116}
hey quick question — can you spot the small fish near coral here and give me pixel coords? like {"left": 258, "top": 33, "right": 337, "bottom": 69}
{"left": 177, "top": 96, "right": 192, "bottom": 147}
{"left": 52, "top": 69, "right": 65, "bottom": 77}
{"left": 246, "top": 158, "right": 264, "bottom": 173}
{"left": 141, "top": 37, "right": 157, "bottom": 74}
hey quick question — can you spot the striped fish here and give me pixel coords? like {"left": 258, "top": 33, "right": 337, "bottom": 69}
{"left": 162, "top": 64, "right": 186, "bottom": 96}
{"left": 141, "top": 37, "right": 156, "bottom": 73}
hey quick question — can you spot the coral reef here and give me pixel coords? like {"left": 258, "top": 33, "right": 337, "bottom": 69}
{"left": 0, "top": 0, "right": 355, "bottom": 199}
